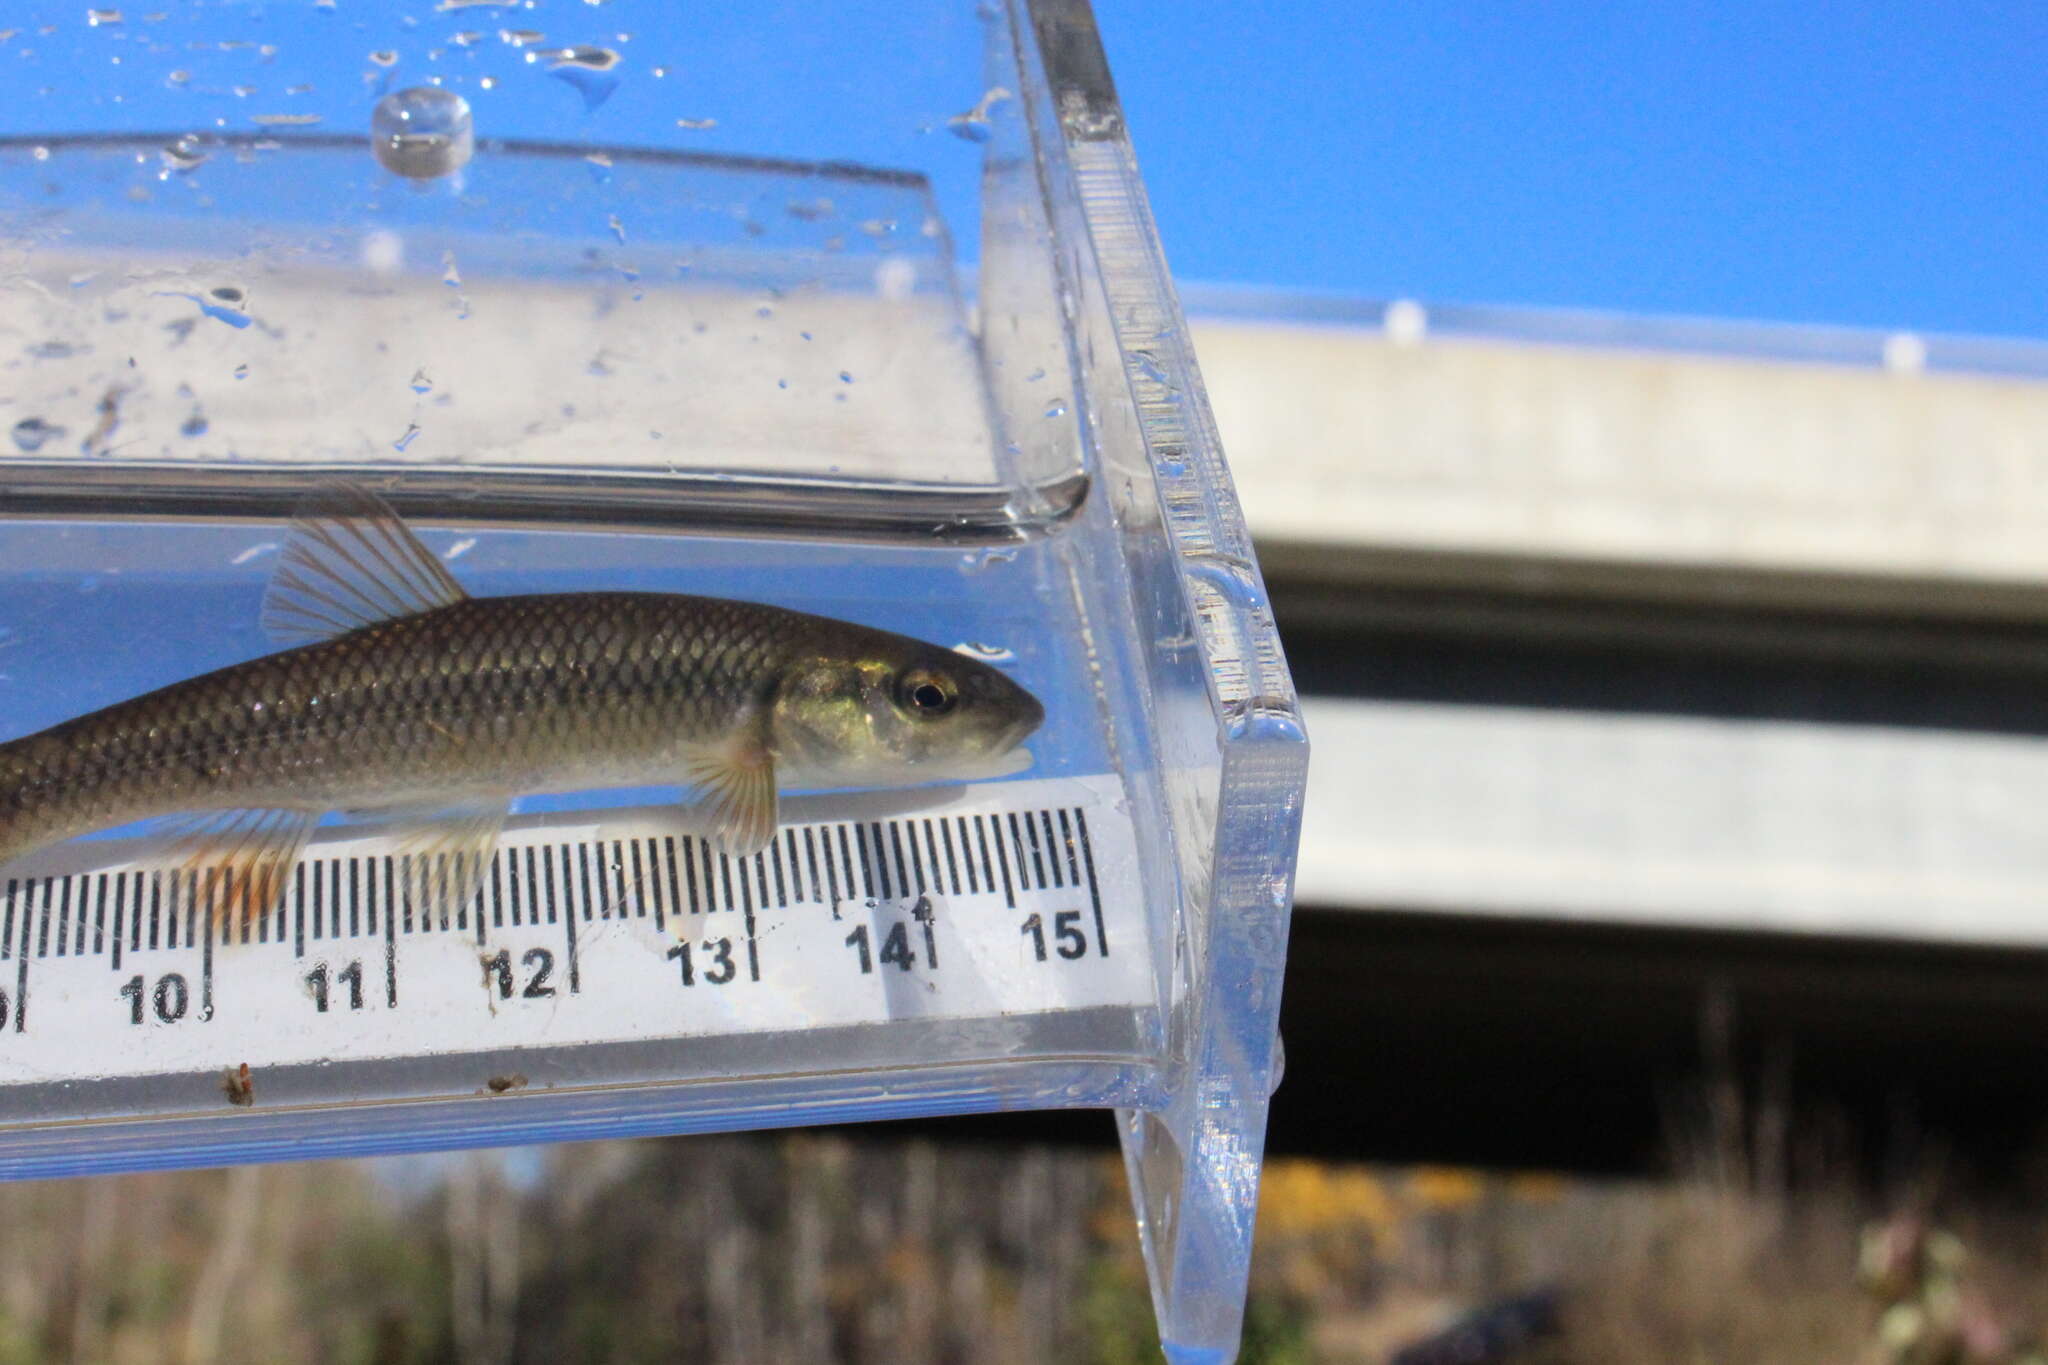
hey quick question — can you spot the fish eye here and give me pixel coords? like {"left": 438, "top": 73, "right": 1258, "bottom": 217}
{"left": 898, "top": 669, "right": 956, "bottom": 718}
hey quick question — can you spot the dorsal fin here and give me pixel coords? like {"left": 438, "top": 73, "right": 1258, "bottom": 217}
{"left": 260, "top": 480, "right": 469, "bottom": 644}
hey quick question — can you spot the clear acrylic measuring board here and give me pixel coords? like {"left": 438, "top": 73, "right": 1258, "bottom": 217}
{"left": 0, "top": 776, "right": 1146, "bottom": 1109}
{"left": 0, "top": 2, "right": 1306, "bottom": 1362}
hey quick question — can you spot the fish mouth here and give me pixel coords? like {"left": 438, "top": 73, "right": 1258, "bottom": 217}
{"left": 915, "top": 741, "right": 1036, "bottom": 783}
{"left": 927, "top": 729, "right": 1040, "bottom": 782}
{"left": 983, "top": 700, "right": 1043, "bottom": 778}
{"left": 1005, "top": 693, "right": 1046, "bottom": 748}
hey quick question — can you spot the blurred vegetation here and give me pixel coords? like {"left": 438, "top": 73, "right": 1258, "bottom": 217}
{"left": 5, "top": 1118, "right": 2048, "bottom": 1362}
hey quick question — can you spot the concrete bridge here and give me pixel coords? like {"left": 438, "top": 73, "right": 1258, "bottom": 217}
{"left": 1196, "top": 294, "right": 2048, "bottom": 1173}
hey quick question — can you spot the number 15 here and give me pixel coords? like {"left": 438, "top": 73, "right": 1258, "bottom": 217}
{"left": 1022, "top": 911, "right": 1087, "bottom": 961}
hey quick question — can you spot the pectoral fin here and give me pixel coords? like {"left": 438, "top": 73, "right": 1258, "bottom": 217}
{"left": 680, "top": 743, "right": 778, "bottom": 858}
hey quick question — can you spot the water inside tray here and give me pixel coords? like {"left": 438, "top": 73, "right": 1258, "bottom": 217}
{"left": 0, "top": 136, "right": 1085, "bottom": 540}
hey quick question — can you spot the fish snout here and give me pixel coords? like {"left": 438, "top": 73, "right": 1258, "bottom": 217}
{"left": 1005, "top": 691, "right": 1046, "bottom": 750}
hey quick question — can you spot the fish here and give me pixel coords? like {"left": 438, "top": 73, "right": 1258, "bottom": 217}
{"left": 0, "top": 482, "right": 1044, "bottom": 930}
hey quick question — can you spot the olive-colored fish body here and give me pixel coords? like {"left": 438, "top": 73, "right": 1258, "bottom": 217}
{"left": 0, "top": 485, "right": 1043, "bottom": 925}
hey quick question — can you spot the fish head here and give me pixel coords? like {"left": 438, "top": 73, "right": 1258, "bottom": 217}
{"left": 772, "top": 635, "right": 1045, "bottom": 788}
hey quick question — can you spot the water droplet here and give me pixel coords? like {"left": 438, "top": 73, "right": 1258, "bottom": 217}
{"left": 499, "top": 28, "right": 544, "bottom": 47}
{"left": 1043, "top": 399, "right": 1067, "bottom": 419}
{"left": 152, "top": 289, "right": 251, "bottom": 329}
{"left": 1221, "top": 699, "right": 1306, "bottom": 745}
{"left": 159, "top": 136, "right": 206, "bottom": 173}
{"left": 1130, "top": 349, "right": 1173, "bottom": 388}
{"left": 546, "top": 46, "right": 620, "bottom": 109}
{"left": 787, "top": 197, "right": 834, "bottom": 222}
{"left": 479, "top": 76, "right": 497, "bottom": 90}
{"left": 251, "top": 113, "right": 320, "bottom": 126}
{"left": 946, "top": 85, "right": 1010, "bottom": 142}
{"left": 451, "top": 30, "right": 483, "bottom": 46}
{"left": 873, "top": 258, "right": 917, "bottom": 302}
{"left": 1884, "top": 332, "right": 1927, "bottom": 374}
{"left": 650, "top": 64, "right": 668, "bottom": 77}
{"left": 776, "top": 378, "right": 789, "bottom": 390}
{"left": 180, "top": 410, "right": 207, "bottom": 437}
{"left": 371, "top": 86, "right": 473, "bottom": 180}
{"left": 675, "top": 116, "right": 716, "bottom": 130}
{"left": 165, "top": 68, "right": 190, "bottom": 87}
{"left": 607, "top": 213, "right": 625, "bottom": 243}
{"left": 10, "top": 417, "right": 63, "bottom": 453}
{"left": 392, "top": 423, "right": 421, "bottom": 452}
{"left": 360, "top": 229, "right": 403, "bottom": 275}
{"left": 1026, "top": 367, "right": 1046, "bottom": 383}
{"left": 838, "top": 371, "right": 853, "bottom": 384}
{"left": 368, "top": 49, "right": 398, "bottom": 67}
{"left": 958, "top": 547, "right": 1018, "bottom": 574}
{"left": 409, "top": 367, "right": 432, "bottom": 395}
{"left": 1184, "top": 552, "right": 1267, "bottom": 610}
{"left": 441, "top": 250, "right": 462, "bottom": 287}
{"left": 233, "top": 363, "right": 249, "bottom": 380}
{"left": 547, "top": 43, "right": 618, "bottom": 69}
{"left": 86, "top": 9, "right": 122, "bottom": 27}
{"left": 1383, "top": 298, "right": 1427, "bottom": 346}
{"left": 952, "top": 641, "right": 1016, "bottom": 663}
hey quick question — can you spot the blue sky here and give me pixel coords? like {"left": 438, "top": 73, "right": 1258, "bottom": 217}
{"left": 1095, "top": 3, "right": 2048, "bottom": 340}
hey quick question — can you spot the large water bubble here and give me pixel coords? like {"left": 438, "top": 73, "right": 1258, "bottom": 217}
{"left": 371, "top": 87, "right": 474, "bottom": 180}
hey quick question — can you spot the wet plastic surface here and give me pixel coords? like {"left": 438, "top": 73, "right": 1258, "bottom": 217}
{"left": 0, "top": 3, "right": 1305, "bottom": 1359}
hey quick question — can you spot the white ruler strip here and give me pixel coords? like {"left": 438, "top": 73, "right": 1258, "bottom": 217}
{"left": 0, "top": 774, "right": 1148, "bottom": 1085}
